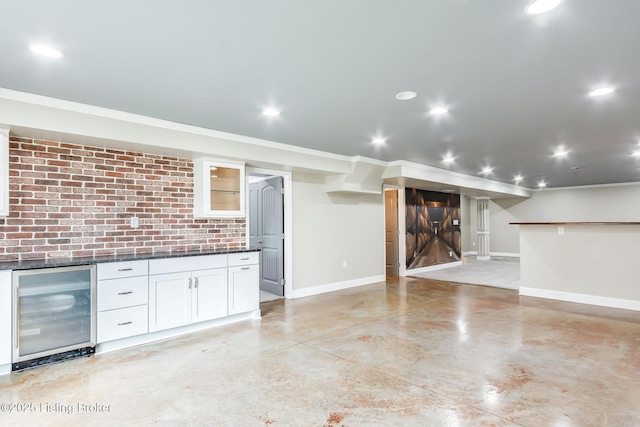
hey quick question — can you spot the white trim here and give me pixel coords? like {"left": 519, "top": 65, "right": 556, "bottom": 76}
{"left": 352, "top": 155, "right": 388, "bottom": 167}
{"left": 246, "top": 167, "right": 293, "bottom": 300}
{"left": 0, "top": 88, "right": 356, "bottom": 164}
{"left": 405, "top": 261, "right": 462, "bottom": 276}
{"left": 384, "top": 160, "right": 532, "bottom": 197}
{"left": 462, "top": 251, "right": 519, "bottom": 258}
{"left": 519, "top": 287, "right": 640, "bottom": 312}
{"left": 291, "top": 275, "right": 386, "bottom": 299}
{"left": 0, "top": 364, "right": 10, "bottom": 376}
{"left": 490, "top": 252, "right": 520, "bottom": 258}
{"left": 96, "top": 310, "right": 260, "bottom": 354}
{"left": 0, "top": 129, "right": 8, "bottom": 217}
{"left": 476, "top": 256, "right": 491, "bottom": 261}
{"left": 534, "top": 180, "right": 640, "bottom": 192}
{"left": 398, "top": 189, "right": 407, "bottom": 277}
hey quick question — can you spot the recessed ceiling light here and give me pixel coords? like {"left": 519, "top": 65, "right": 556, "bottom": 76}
{"left": 480, "top": 166, "right": 493, "bottom": 175}
{"left": 537, "top": 180, "right": 547, "bottom": 188}
{"left": 262, "top": 108, "right": 280, "bottom": 117}
{"left": 395, "top": 91, "right": 417, "bottom": 101}
{"left": 371, "top": 137, "right": 386, "bottom": 145}
{"left": 588, "top": 86, "right": 616, "bottom": 97}
{"left": 442, "top": 153, "right": 455, "bottom": 164}
{"left": 553, "top": 148, "right": 569, "bottom": 158}
{"left": 514, "top": 175, "right": 524, "bottom": 183}
{"left": 429, "top": 107, "right": 449, "bottom": 115}
{"left": 526, "top": 0, "right": 562, "bottom": 15}
{"left": 29, "top": 43, "right": 64, "bottom": 58}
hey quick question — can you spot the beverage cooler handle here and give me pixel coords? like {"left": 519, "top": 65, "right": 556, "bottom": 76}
{"left": 13, "top": 282, "right": 18, "bottom": 349}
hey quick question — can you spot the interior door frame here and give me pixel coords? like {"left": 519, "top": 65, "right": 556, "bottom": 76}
{"left": 246, "top": 167, "right": 293, "bottom": 299}
{"left": 383, "top": 184, "right": 406, "bottom": 277}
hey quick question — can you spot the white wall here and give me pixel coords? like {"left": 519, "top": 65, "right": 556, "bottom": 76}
{"left": 519, "top": 224, "right": 640, "bottom": 310}
{"left": 488, "top": 183, "right": 640, "bottom": 254}
{"left": 292, "top": 172, "right": 385, "bottom": 291}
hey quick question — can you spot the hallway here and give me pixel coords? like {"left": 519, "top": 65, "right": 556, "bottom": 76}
{"left": 408, "top": 237, "right": 460, "bottom": 269}
{"left": 1, "top": 277, "right": 639, "bottom": 426}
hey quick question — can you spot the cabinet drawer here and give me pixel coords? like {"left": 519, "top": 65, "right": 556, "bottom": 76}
{"left": 98, "top": 277, "right": 148, "bottom": 311}
{"left": 149, "top": 254, "right": 226, "bottom": 275}
{"left": 97, "top": 260, "right": 148, "bottom": 280}
{"left": 97, "top": 305, "right": 148, "bottom": 343}
{"left": 228, "top": 252, "right": 259, "bottom": 267}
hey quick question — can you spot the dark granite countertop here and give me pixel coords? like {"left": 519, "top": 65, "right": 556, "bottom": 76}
{"left": 0, "top": 247, "right": 260, "bottom": 271}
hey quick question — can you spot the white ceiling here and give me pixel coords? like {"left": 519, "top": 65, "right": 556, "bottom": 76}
{"left": 1, "top": 0, "right": 639, "bottom": 189}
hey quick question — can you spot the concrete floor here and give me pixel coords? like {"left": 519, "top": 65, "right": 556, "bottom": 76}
{"left": 1, "top": 277, "right": 639, "bottom": 426}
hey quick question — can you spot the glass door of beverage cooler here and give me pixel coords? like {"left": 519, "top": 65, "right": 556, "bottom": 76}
{"left": 13, "top": 265, "right": 96, "bottom": 367}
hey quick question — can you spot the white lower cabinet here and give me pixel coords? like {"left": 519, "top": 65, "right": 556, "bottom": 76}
{"left": 97, "top": 305, "right": 149, "bottom": 343}
{"left": 149, "top": 265, "right": 228, "bottom": 333}
{"left": 192, "top": 268, "right": 228, "bottom": 322}
{"left": 97, "top": 261, "right": 149, "bottom": 344}
{"left": 0, "top": 271, "right": 11, "bottom": 368}
{"left": 228, "top": 263, "right": 259, "bottom": 315}
{"left": 96, "top": 252, "right": 257, "bottom": 345}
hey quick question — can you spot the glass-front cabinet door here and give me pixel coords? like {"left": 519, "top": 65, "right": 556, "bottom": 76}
{"left": 194, "top": 158, "right": 246, "bottom": 218}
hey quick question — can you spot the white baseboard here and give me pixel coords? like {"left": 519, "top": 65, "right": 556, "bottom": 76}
{"left": 490, "top": 252, "right": 520, "bottom": 258}
{"left": 405, "top": 261, "right": 462, "bottom": 276}
{"left": 463, "top": 251, "right": 520, "bottom": 258}
{"left": 0, "top": 363, "right": 10, "bottom": 376}
{"left": 292, "top": 275, "right": 386, "bottom": 299}
{"left": 519, "top": 287, "right": 640, "bottom": 312}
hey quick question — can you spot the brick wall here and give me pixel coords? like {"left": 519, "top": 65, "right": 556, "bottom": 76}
{"left": 0, "top": 137, "right": 246, "bottom": 261}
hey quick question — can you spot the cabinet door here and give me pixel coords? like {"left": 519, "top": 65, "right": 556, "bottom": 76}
{"left": 228, "top": 265, "right": 259, "bottom": 315}
{"left": 193, "top": 158, "right": 245, "bottom": 218}
{"left": 149, "top": 272, "right": 192, "bottom": 332}
{"left": 192, "top": 268, "right": 227, "bottom": 322}
{"left": 0, "top": 271, "right": 11, "bottom": 366}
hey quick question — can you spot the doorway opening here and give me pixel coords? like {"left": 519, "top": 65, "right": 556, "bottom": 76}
{"left": 384, "top": 188, "right": 400, "bottom": 277}
{"left": 247, "top": 168, "right": 292, "bottom": 301}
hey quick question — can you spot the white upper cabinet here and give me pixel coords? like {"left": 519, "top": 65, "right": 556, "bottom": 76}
{"left": 0, "top": 129, "right": 8, "bottom": 217}
{"left": 193, "top": 158, "right": 245, "bottom": 218}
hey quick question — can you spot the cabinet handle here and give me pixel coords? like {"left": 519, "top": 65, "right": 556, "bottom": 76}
{"left": 241, "top": 267, "right": 250, "bottom": 270}
{"left": 118, "top": 268, "right": 133, "bottom": 272}
{"left": 117, "top": 321, "right": 132, "bottom": 326}
{"left": 118, "top": 291, "right": 133, "bottom": 295}
{"left": 240, "top": 258, "right": 249, "bottom": 261}
{"left": 188, "top": 278, "right": 192, "bottom": 289}
{"left": 194, "top": 277, "right": 198, "bottom": 288}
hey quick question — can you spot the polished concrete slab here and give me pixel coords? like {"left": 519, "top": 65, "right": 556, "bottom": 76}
{"left": 1, "top": 277, "right": 639, "bottom": 426}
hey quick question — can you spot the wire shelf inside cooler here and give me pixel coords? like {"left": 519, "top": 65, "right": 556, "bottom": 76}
{"left": 19, "top": 294, "right": 91, "bottom": 325}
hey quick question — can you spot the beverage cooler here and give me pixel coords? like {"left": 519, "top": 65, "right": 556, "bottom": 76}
{"left": 12, "top": 265, "right": 96, "bottom": 370}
